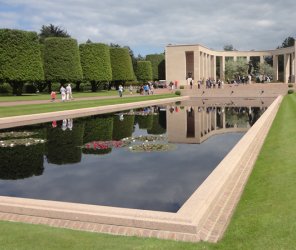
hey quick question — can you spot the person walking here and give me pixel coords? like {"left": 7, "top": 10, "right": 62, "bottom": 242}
{"left": 60, "top": 86, "right": 66, "bottom": 102}
{"left": 248, "top": 74, "right": 252, "bottom": 84}
{"left": 150, "top": 85, "right": 154, "bottom": 95}
{"left": 174, "top": 80, "right": 178, "bottom": 89}
{"left": 169, "top": 80, "right": 174, "bottom": 90}
{"left": 140, "top": 85, "right": 144, "bottom": 95}
{"left": 129, "top": 85, "right": 133, "bottom": 95}
{"left": 242, "top": 76, "right": 245, "bottom": 84}
{"left": 144, "top": 84, "right": 148, "bottom": 95}
{"left": 51, "top": 91, "right": 56, "bottom": 102}
{"left": 118, "top": 85, "right": 123, "bottom": 97}
{"left": 218, "top": 79, "right": 221, "bottom": 88}
{"left": 66, "top": 84, "right": 73, "bottom": 101}
{"left": 190, "top": 79, "right": 193, "bottom": 89}
{"left": 198, "top": 78, "right": 201, "bottom": 89}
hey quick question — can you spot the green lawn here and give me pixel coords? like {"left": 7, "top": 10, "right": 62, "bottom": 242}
{"left": 0, "top": 90, "right": 139, "bottom": 102}
{"left": 0, "top": 94, "right": 176, "bottom": 118}
{"left": 1, "top": 94, "right": 296, "bottom": 249}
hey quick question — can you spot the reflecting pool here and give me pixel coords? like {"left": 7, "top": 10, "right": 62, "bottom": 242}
{"left": 0, "top": 100, "right": 269, "bottom": 212}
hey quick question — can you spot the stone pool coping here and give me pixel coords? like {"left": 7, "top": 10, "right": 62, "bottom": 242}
{"left": 0, "top": 95, "right": 283, "bottom": 242}
{"left": 0, "top": 96, "right": 189, "bottom": 129}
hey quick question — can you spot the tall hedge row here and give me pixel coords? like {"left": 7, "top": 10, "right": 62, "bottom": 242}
{"left": 146, "top": 54, "right": 165, "bottom": 80}
{"left": 147, "top": 114, "right": 166, "bottom": 135}
{"left": 110, "top": 47, "right": 134, "bottom": 82}
{"left": 44, "top": 37, "right": 83, "bottom": 84}
{"left": 0, "top": 29, "right": 44, "bottom": 95}
{"left": 136, "top": 61, "right": 152, "bottom": 82}
{"left": 112, "top": 115, "right": 135, "bottom": 141}
{"left": 79, "top": 43, "right": 112, "bottom": 92}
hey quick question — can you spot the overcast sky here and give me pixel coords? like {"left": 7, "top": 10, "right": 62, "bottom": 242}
{"left": 0, "top": 0, "right": 295, "bottom": 56}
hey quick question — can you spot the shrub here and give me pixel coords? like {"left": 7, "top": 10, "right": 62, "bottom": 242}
{"left": 288, "top": 84, "right": 293, "bottom": 87}
{"left": 112, "top": 115, "right": 135, "bottom": 140}
{"left": 175, "top": 90, "right": 181, "bottom": 95}
{"left": 146, "top": 54, "right": 165, "bottom": 80}
{"left": 136, "top": 61, "right": 152, "bottom": 83}
{"left": 0, "top": 84, "right": 10, "bottom": 95}
{"left": 0, "top": 29, "right": 44, "bottom": 95}
{"left": 180, "top": 85, "right": 184, "bottom": 89}
{"left": 180, "top": 106, "right": 185, "bottom": 110}
{"left": 175, "top": 101, "right": 181, "bottom": 105}
{"left": 44, "top": 37, "right": 83, "bottom": 85}
{"left": 136, "top": 89, "right": 141, "bottom": 93}
{"left": 288, "top": 89, "right": 294, "bottom": 94}
{"left": 110, "top": 47, "right": 134, "bottom": 82}
{"left": 79, "top": 43, "right": 112, "bottom": 92}
{"left": 25, "top": 84, "right": 37, "bottom": 93}
{"left": 147, "top": 114, "right": 166, "bottom": 135}
{"left": 137, "top": 115, "right": 153, "bottom": 130}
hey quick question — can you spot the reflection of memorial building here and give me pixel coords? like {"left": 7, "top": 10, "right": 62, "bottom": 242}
{"left": 166, "top": 99, "right": 270, "bottom": 144}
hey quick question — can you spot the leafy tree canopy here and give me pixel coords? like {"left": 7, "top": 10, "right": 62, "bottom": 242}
{"left": 39, "top": 24, "right": 71, "bottom": 44}
{"left": 277, "top": 37, "right": 295, "bottom": 49}
{"left": 223, "top": 44, "right": 237, "bottom": 51}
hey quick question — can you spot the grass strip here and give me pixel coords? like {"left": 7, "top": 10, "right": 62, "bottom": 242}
{"left": 0, "top": 94, "right": 176, "bottom": 118}
{"left": 0, "top": 94, "right": 295, "bottom": 249}
{"left": 0, "top": 90, "right": 143, "bottom": 102}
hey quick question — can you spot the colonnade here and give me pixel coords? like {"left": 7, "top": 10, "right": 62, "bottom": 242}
{"left": 166, "top": 43, "right": 296, "bottom": 85}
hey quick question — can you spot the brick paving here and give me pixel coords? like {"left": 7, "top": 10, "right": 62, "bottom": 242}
{"left": 0, "top": 96, "right": 282, "bottom": 243}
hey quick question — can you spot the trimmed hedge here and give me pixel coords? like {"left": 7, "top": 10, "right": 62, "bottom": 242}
{"left": 79, "top": 43, "right": 112, "bottom": 92}
{"left": 46, "top": 120, "right": 85, "bottom": 165}
{"left": 0, "top": 29, "right": 44, "bottom": 95}
{"left": 137, "top": 114, "right": 153, "bottom": 130}
{"left": 147, "top": 114, "right": 166, "bottom": 135}
{"left": 146, "top": 54, "right": 165, "bottom": 80}
{"left": 136, "top": 61, "right": 152, "bottom": 82}
{"left": 110, "top": 47, "right": 134, "bottom": 82}
{"left": 288, "top": 84, "right": 293, "bottom": 88}
{"left": 44, "top": 37, "right": 83, "bottom": 84}
{"left": 180, "top": 85, "right": 184, "bottom": 89}
{"left": 288, "top": 89, "right": 294, "bottom": 94}
{"left": 82, "top": 116, "right": 113, "bottom": 144}
{"left": 0, "top": 144, "right": 44, "bottom": 180}
{"left": 175, "top": 90, "right": 181, "bottom": 95}
{"left": 112, "top": 115, "right": 135, "bottom": 140}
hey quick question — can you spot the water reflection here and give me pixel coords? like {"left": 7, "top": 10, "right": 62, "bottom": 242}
{"left": 0, "top": 101, "right": 268, "bottom": 212}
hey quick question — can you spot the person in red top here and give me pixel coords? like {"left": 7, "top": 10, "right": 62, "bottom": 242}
{"left": 175, "top": 107, "right": 178, "bottom": 113}
{"left": 175, "top": 80, "right": 178, "bottom": 89}
{"left": 51, "top": 91, "right": 56, "bottom": 102}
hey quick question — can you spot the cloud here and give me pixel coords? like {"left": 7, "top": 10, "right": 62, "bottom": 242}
{"left": 0, "top": 0, "right": 296, "bottom": 55}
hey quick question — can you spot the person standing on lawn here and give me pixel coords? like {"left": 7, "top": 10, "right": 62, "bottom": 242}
{"left": 66, "top": 84, "right": 73, "bottom": 101}
{"left": 51, "top": 91, "right": 56, "bottom": 102}
{"left": 118, "top": 85, "right": 123, "bottom": 97}
{"left": 129, "top": 85, "right": 133, "bottom": 94}
{"left": 60, "top": 86, "right": 66, "bottom": 102}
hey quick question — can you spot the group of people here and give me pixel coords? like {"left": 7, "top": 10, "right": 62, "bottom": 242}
{"left": 51, "top": 84, "right": 74, "bottom": 102}
{"left": 139, "top": 83, "right": 154, "bottom": 95}
{"left": 51, "top": 119, "right": 73, "bottom": 131}
{"left": 226, "top": 75, "right": 252, "bottom": 85}
{"left": 169, "top": 80, "right": 178, "bottom": 90}
{"left": 203, "top": 77, "right": 224, "bottom": 89}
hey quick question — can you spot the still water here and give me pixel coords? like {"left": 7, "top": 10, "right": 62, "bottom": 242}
{"left": 0, "top": 103, "right": 267, "bottom": 212}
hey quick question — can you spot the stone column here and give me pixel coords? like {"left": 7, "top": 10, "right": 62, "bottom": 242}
{"left": 194, "top": 49, "right": 200, "bottom": 84}
{"left": 247, "top": 55, "right": 250, "bottom": 62}
{"left": 273, "top": 55, "right": 278, "bottom": 82}
{"left": 204, "top": 53, "right": 208, "bottom": 80}
{"left": 200, "top": 52, "right": 204, "bottom": 81}
{"left": 220, "top": 56, "right": 225, "bottom": 81}
{"left": 233, "top": 56, "right": 237, "bottom": 61}
{"left": 260, "top": 55, "right": 264, "bottom": 80}
{"left": 284, "top": 53, "right": 290, "bottom": 83}
{"left": 212, "top": 55, "right": 216, "bottom": 81}
{"left": 211, "top": 108, "right": 216, "bottom": 131}
{"left": 292, "top": 52, "right": 295, "bottom": 83}
{"left": 220, "top": 110, "right": 225, "bottom": 129}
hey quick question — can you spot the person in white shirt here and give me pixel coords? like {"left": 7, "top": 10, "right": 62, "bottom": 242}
{"left": 66, "top": 84, "right": 73, "bottom": 101}
{"left": 60, "top": 86, "right": 66, "bottom": 102}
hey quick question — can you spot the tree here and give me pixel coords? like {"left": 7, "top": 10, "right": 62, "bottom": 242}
{"left": 109, "top": 47, "right": 134, "bottom": 89}
{"left": 32, "top": 44, "right": 48, "bottom": 92}
{"left": 43, "top": 37, "right": 83, "bottom": 91}
{"left": 147, "top": 114, "right": 166, "bottom": 134}
{"left": 39, "top": 24, "right": 70, "bottom": 44}
{"left": 86, "top": 39, "right": 92, "bottom": 43}
{"left": 79, "top": 43, "right": 112, "bottom": 92}
{"left": 277, "top": 37, "right": 295, "bottom": 49}
{"left": 112, "top": 115, "right": 135, "bottom": 140}
{"left": 225, "top": 57, "right": 248, "bottom": 79}
{"left": 136, "top": 61, "right": 152, "bottom": 83}
{"left": 146, "top": 54, "right": 165, "bottom": 80}
{"left": 258, "top": 61, "right": 274, "bottom": 77}
{"left": 223, "top": 44, "right": 237, "bottom": 51}
{"left": 0, "top": 29, "right": 44, "bottom": 95}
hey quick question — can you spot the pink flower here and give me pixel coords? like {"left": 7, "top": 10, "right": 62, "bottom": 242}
{"left": 167, "top": 148, "right": 169, "bottom": 150}
{"left": 139, "top": 147, "right": 142, "bottom": 149}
